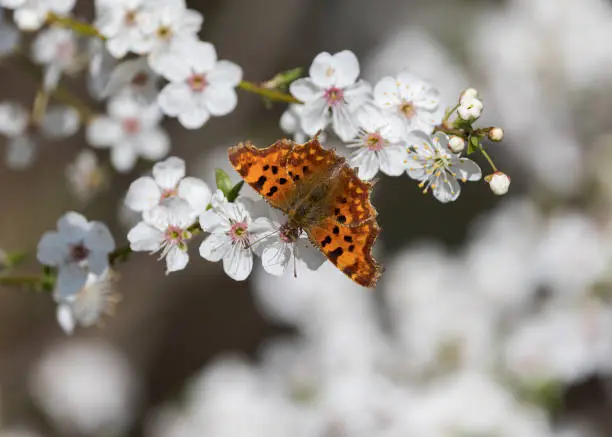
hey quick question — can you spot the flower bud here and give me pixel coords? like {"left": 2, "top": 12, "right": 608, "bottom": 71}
{"left": 486, "top": 171, "right": 511, "bottom": 195}
{"left": 448, "top": 135, "right": 465, "bottom": 153}
{"left": 458, "top": 97, "right": 483, "bottom": 121}
{"left": 460, "top": 88, "right": 479, "bottom": 104}
{"left": 488, "top": 127, "right": 504, "bottom": 142}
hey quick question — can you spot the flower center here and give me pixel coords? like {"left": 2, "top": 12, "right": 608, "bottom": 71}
{"left": 324, "top": 87, "right": 344, "bottom": 107}
{"left": 164, "top": 225, "right": 187, "bottom": 244}
{"left": 131, "top": 71, "right": 149, "bottom": 87}
{"left": 160, "top": 188, "right": 177, "bottom": 200}
{"left": 400, "top": 100, "right": 416, "bottom": 119}
{"left": 364, "top": 132, "right": 384, "bottom": 151}
{"left": 124, "top": 10, "right": 137, "bottom": 26}
{"left": 229, "top": 221, "right": 250, "bottom": 246}
{"left": 122, "top": 117, "right": 141, "bottom": 135}
{"left": 70, "top": 243, "right": 89, "bottom": 262}
{"left": 156, "top": 26, "right": 172, "bottom": 40}
{"left": 56, "top": 41, "right": 74, "bottom": 61}
{"left": 188, "top": 74, "right": 208, "bottom": 92}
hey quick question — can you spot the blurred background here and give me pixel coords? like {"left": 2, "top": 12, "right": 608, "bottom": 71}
{"left": 1, "top": 0, "right": 612, "bottom": 436}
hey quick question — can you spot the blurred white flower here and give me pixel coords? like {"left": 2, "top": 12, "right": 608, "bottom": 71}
{"left": 0, "top": 8, "right": 19, "bottom": 56}
{"left": 0, "top": 101, "right": 79, "bottom": 169}
{"left": 127, "top": 197, "right": 197, "bottom": 274}
{"left": 66, "top": 149, "right": 108, "bottom": 202}
{"left": 87, "top": 38, "right": 117, "bottom": 100}
{"left": 94, "top": 0, "right": 150, "bottom": 58}
{"left": 198, "top": 191, "right": 270, "bottom": 281}
{"left": 125, "top": 156, "right": 211, "bottom": 213}
{"left": 135, "top": 0, "right": 203, "bottom": 74}
{"left": 373, "top": 71, "right": 441, "bottom": 133}
{"left": 31, "top": 26, "right": 79, "bottom": 90}
{"left": 86, "top": 94, "right": 170, "bottom": 172}
{"left": 36, "top": 211, "right": 115, "bottom": 299}
{"left": 504, "top": 298, "right": 612, "bottom": 385}
{"left": 489, "top": 126, "right": 504, "bottom": 141}
{"left": 30, "top": 340, "right": 138, "bottom": 435}
{"left": 289, "top": 50, "right": 371, "bottom": 141}
{"left": 1, "top": 0, "right": 75, "bottom": 31}
{"left": 55, "top": 269, "right": 120, "bottom": 334}
{"left": 346, "top": 106, "right": 408, "bottom": 181}
{"left": 407, "top": 131, "right": 481, "bottom": 203}
{"left": 534, "top": 212, "right": 608, "bottom": 300}
{"left": 103, "top": 56, "right": 159, "bottom": 101}
{"left": 280, "top": 104, "right": 308, "bottom": 143}
{"left": 457, "top": 96, "right": 483, "bottom": 121}
{"left": 157, "top": 40, "right": 242, "bottom": 129}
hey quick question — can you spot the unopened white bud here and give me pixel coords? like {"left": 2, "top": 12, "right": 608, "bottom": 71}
{"left": 488, "top": 127, "right": 504, "bottom": 142}
{"left": 448, "top": 135, "right": 465, "bottom": 153}
{"left": 458, "top": 97, "right": 483, "bottom": 121}
{"left": 486, "top": 171, "right": 510, "bottom": 195}
{"left": 460, "top": 88, "right": 479, "bottom": 104}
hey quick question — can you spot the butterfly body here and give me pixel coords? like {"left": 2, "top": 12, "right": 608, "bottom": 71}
{"left": 228, "top": 137, "right": 382, "bottom": 288}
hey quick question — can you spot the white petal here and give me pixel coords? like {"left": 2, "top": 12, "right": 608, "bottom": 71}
{"left": 379, "top": 146, "right": 409, "bottom": 177}
{"left": 332, "top": 104, "right": 358, "bottom": 142}
{"left": 41, "top": 106, "right": 80, "bottom": 139}
{"left": 125, "top": 177, "right": 163, "bottom": 212}
{"left": 199, "top": 210, "right": 226, "bottom": 232}
{"left": 85, "top": 222, "right": 115, "bottom": 253}
{"left": 350, "top": 149, "right": 379, "bottom": 181}
{"left": 56, "top": 304, "right": 76, "bottom": 335}
{"left": 373, "top": 76, "right": 402, "bottom": 109}
{"left": 433, "top": 174, "right": 461, "bottom": 203}
{"left": 86, "top": 117, "right": 123, "bottom": 147}
{"left": 300, "top": 98, "right": 329, "bottom": 136}
{"left": 199, "top": 233, "right": 231, "bottom": 262}
{"left": 50, "top": 0, "right": 76, "bottom": 14}
{"left": 157, "top": 82, "right": 193, "bottom": 117}
{"left": 344, "top": 80, "right": 372, "bottom": 106}
{"left": 261, "top": 241, "right": 291, "bottom": 276}
{"left": 55, "top": 264, "right": 88, "bottom": 299}
{"left": 333, "top": 50, "right": 360, "bottom": 88}
{"left": 203, "top": 85, "right": 237, "bottom": 117}
{"left": 178, "top": 177, "right": 212, "bottom": 213}
{"left": 57, "top": 211, "right": 90, "bottom": 239}
{"left": 165, "top": 197, "right": 197, "bottom": 228}
{"left": 223, "top": 243, "right": 253, "bottom": 281}
{"left": 6, "top": 136, "right": 36, "bottom": 169}
{"left": 0, "top": 101, "right": 28, "bottom": 136}
{"left": 178, "top": 105, "right": 210, "bottom": 129}
{"left": 207, "top": 60, "right": 242, "bottom": 87}
{"left": 37, "top": 232, "right": 69, "bottom": 266}
{"left": 309, "top": 51, "right": 335, "bottom": 88}
{"left": 187, "top": 40, "right": 217, "bottom": 73}
{"left": 290, "top": 78, "right": 321, "bottom": 102}
{"left": 135, "top": 128, "right": 170, "bottom": 160}
{"left": 14, "top": 8, "right": 46, "bottom": 31}
{"left": 153, "top": 156, "right": 185, "bottom": 190}
{"left": 452, "top": 157, "right": 482, "bottom": 182}
{"left": 165, "top": 246, "right": 189, "bottom": 273}
{"left": 280, "top": 106, "right": 300, "bottom": 134}
{"left": 127, "top": 222, "right": 163, "bottom": 251}
{"left": 87, "top": 251, "right": 110, "bottom": 275}
{"left": 111, "top": 142, "right": 138, "bottom": 172}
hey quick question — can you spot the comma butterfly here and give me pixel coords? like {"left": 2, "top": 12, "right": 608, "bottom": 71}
{"left": 228, "top": 136, "right": 382, "bottom": 288}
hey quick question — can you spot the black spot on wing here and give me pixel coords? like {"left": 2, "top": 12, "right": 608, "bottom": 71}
{"left": 266, "top": 186, "right": 278, "bottom": 197}
{"left": 321, "top": 235, "right": 332, "bottom": 247}
{"left": 328, "top": 247, "right": 344, "bottom": 263}
{"left": 254, "top": 175, "right": 267, "bottom": 190}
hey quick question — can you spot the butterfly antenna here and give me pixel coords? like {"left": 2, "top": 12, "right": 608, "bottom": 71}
{"left": 292, "top": 244, "right": 299, "bottom": 278}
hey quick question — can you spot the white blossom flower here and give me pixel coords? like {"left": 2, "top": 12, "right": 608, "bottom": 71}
{"left": 346, "top": 106, "right": 409, "bottom": 181}
{"left": 134, "top": 0, "right": 203, "bottom": 74}
{"left": 460, "top": 88, "right": 478, "bottom": 102}
{"left": 406, "top": 131, "right": 482, "bottom": 203}
{"left": 37, "top": 211, "right": 115, "bottom": 299}
{"left": 487, "top": 171, "right": 511, "bottom": 195}
{"left": 0, "top": 8, "right": 19, "bottom": 56}
{"left": 157, "top": 40, "right": 242, "bottom": 129}
{"left": 489, "top": 127, "right": 504, "bottom": 142}
{"left": 0, "top": 101, "right": 79, "bottom": 168}
{"left": 280, "top": 103, "right": 308, "bottom": 143}
{"left": 86, "top": 94, "right": 170, "bottom": 172}
{"left": 103, "top": 57, "right": 159, "bottom": 101}
{"left": 55, "top": 269, "right": 120, "bottom": 334}
{"left": 127, "top": 197, "right": 197, "bottom": 274}
{"left": 373, "top": 71, "right": 441, "bottom": 134}
{"left": 31, "top": 26, "right": 79, "bottom": 90}
{"left": 243, "top": 199, "right": 325, "bottom": 276}
{"left": 94, "top": 0, "right": 150, "bottom": 58}
{"left": 66, "top": 149, "right": 108, "bottom": 202}
{"left": 1, "top": 0, "right": 76, "bottom": 31}
{"left": 448, "top": 135, "right": 465, "bottom": 153}
{"left": 289, "top": 50, "right": 371, "bottom": 141}
{"left": 458, "top": 96, "right": 483, "bottom": 121}
{"left": 199, "top": 191, "right": 270, "bottom": 281}
{"left": 125, "top": 156, "right": 211, "bottom": 213}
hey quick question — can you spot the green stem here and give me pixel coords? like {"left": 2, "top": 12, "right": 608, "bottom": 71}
{"left": 479, "top": 146, "right": 498, "bottom": 172}
{"left": 0, "top": 275, "right": 48, "bottom": 292}
{"left": 238, "top": 80, "right": 301, "bottom": 104}
{"left": 46, "top": 12, "right": 105, "bottom": 39}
